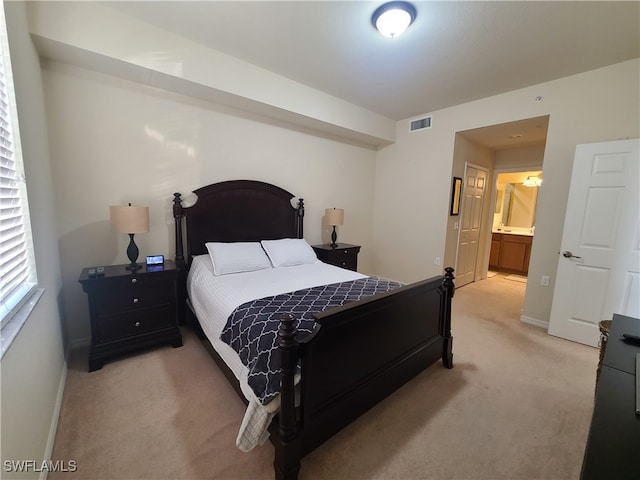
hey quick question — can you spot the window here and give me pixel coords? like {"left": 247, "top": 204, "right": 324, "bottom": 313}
{"left": 0, "top": 5, "right": 38, "bottom": 328}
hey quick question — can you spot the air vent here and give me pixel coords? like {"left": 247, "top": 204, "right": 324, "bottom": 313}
{"left": 409, "top": 116, "right": 432, "bottom": 132}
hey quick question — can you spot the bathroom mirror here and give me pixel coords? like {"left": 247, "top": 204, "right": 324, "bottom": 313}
{"left": 493, "top": 171, "right": 541, "bottom": 229}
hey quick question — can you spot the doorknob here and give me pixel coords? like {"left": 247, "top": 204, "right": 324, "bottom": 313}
{"left": 561, "top": 250, "right": 582, "bottom": 260}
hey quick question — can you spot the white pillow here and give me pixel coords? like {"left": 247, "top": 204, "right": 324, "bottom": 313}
{"left": 205, "top": 242, "right": 272, "bottom": 276}
{"left": 261, "top": 238, "right": 318, "bottom": 267}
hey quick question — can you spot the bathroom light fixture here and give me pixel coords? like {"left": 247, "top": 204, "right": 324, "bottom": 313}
{"left": 523, "top": 176, "right": 542, "bottom": 187}
{"left": 372, "top": 1, "right": 417, "bottom": 38}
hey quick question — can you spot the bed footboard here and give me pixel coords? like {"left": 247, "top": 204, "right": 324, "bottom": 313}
{"left": 272, "top": 268, "right": 454, "bottom": 479}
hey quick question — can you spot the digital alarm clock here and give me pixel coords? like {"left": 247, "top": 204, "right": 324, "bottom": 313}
{"left": 146, "top": 255, "right": 164, "bottom": 265}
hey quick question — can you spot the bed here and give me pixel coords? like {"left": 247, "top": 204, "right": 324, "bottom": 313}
{"left": 172, "top": 179, "right": 455, "bottom": 480}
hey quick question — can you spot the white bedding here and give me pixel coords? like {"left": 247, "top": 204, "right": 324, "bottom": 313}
{"left": 187, "top": 254, "right": 366, "bottom": 451}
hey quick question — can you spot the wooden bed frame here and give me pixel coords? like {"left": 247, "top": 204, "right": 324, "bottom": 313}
{"left": 172, "top": 179, "right": 454, "bottom": 480}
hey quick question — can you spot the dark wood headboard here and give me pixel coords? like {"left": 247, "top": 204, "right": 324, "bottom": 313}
{"left": 172, "top": 180, "right": 305, "bottom": 267}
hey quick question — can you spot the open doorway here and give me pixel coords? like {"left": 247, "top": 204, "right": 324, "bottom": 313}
{"left": 445, "top": 115, "right": 549, "bottom": 290}
{"left": 488, "top": 169, "right": 542, "bottom": 280}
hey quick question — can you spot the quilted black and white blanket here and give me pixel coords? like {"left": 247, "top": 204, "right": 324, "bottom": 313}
{"left": 220, "top": 277, "right": 402, "bottom": 405}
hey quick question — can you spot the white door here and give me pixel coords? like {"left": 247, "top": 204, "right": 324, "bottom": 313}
{"left": 456, "top": 165, "right": 488, "bottom": 287}
{"left": 548, "top": 139, "right": 639, "bottom": 346}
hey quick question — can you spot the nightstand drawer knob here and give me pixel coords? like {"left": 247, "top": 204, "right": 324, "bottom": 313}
{"left": 134, "top": 321, "right": 141, "bottom": 327}
{"left": 133, "top": 298, "right": 139, "bottom": 304}
{"left": 131, "top": 278, "right": 137, "bottom": 284}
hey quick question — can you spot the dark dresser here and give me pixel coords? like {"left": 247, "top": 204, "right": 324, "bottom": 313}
{"left": 79, "top": 261, "right": 183, "bottom": 371}
{"left": 581, "top": 313, "right": 640, "bottom": 479}
{"left": 312, "top": 243, "right": 360, "bottom": 271}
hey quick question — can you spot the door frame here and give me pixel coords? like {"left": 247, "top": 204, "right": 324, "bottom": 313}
{"left": 481, "top": 164, "right": 543, "bottom": 280}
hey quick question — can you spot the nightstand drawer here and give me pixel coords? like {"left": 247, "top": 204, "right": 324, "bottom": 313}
{"left": 312, "top": 243, "right": 360, "bottom": 272}
{"left": 96, "top": 307, "right": 174, "bottom": 342}
{"left": 326, "top": 251, "right": 357, "bottom": 270}
{"left": 93, "top": 283, "right": 172, "bottom": 315}
{"left": 99, "top": 273, "right": 169, "bottom": 290}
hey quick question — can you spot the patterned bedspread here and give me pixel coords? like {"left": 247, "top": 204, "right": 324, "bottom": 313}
{"left": 220, "top": 277, "right": 402, "bottom": 405}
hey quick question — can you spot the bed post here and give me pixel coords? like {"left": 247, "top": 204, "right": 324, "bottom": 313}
{"left": 441, "top": 267, "right": 455, "bottom": 369}
{"left": 172, "top": 193, "right": 187, "bottom": 325}
{"left": 172, "top": 193, "right": 185, "bottom": 269}
{"left": 295, "top": 198, "right": 304, "bottom": 239}
{"left": 273, "top": 313, "right": 301, "bottom": 480}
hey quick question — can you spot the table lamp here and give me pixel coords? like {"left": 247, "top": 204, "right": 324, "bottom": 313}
{"left": 325, "top": 208, "right": 344, "bottom": 248}
{"left": 110, "top": 204, "right": 149, "bottom": 270}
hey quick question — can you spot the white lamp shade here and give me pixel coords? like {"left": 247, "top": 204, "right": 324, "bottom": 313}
{"left": 110, "top": 205, "right": 149, "bottom": 234}
{"left": 325, "top": 208, "right": 344, "bottom": 226}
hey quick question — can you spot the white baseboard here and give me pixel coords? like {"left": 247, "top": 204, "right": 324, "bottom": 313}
{"left": 39, "top": 348, "right": 69, "bottom": 480}
{"left": 521, "top": 315, "right": 549, "bottom": 330}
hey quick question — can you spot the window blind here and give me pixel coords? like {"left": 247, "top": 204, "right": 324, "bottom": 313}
{"left": 0, "top": 7, "right": 37, "bottom": 325}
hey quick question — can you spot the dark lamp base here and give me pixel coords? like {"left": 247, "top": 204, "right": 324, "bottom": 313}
{"left": 330, "top": 226, "right": 338, "bottom": 249}
{"left": 125, "top": 233, "right": 142, "bottom": 271}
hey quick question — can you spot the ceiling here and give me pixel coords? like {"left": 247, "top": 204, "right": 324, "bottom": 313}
{"left": 107, "top": 1, "right": 639, "bottom": 123}
{"left": 458, "top": 115, "right": 549, "bottom": 150}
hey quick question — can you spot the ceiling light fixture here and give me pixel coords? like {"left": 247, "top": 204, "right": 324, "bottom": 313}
{"left": 372, "top": 1, "right": 417, "bottom": 39}
{"left": 523, "top": 176, "right": 542, "bottom": 187}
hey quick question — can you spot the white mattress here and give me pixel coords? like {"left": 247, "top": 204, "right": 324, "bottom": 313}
{"left": 186, "top": 254, "right": 366, "bottom": 450}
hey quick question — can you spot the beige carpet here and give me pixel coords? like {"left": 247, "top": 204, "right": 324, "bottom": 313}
{"left": 50, "top": 275, "right": 597, "bottom": 480}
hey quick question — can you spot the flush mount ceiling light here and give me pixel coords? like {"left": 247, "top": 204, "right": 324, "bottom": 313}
{"left": 372, "top": 1, "right": 417, "bottom": 38}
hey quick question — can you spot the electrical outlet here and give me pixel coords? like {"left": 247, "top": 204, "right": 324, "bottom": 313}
{"left": 541, "top": 275, "right": 550, "bottom": 287}
{"left": 435, "top": 257, "right": 442, "bottom": 266}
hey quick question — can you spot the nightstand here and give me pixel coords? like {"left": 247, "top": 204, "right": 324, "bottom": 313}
{"left": 79, "top": 261, "right": 183, "bottom": 371}
{"left": 312, "top": 243, "right": 361, "bottom": 271}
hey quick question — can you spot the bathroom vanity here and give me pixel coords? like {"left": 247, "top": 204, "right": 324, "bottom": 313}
{"left": 489, "top": 230, "right": 533, "bottom": 274}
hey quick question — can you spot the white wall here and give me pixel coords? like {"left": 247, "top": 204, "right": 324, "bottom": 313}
{"left": 1, "top": 3, "right": 66, "bottom": 477}
{"left": 373, "top": 59, "right": 640, "bottom": 326}
{"left": 495, "top": 144, "right": 545, "bottom": 170}
{"left": 42, "top": 61, "right": 378, "bottom": 345}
